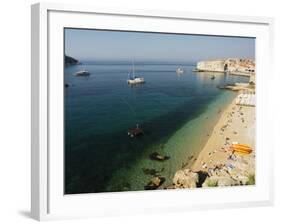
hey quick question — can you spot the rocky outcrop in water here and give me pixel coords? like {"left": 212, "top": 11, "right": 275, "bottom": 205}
{"left": 172, "top": 152, "right": 255, "bottom": 189}
{"left": 149, "top": 152, "right": 170, "bottom": 161}
{"left": 173, "top": 169, "right": 199, "bottom": 188}
{"left": 145, "top": 176, "right": 166, "bottom": 190}
{"left": 142, "top": 168, "right": 164, "bottom": 176}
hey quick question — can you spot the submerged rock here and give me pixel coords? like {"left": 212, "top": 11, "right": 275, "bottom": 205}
{"left": 149, "top": 152, "right": 170, "bottom": 161}
{"left": 173, "top": 169, "right": 199, "bottom": 188}
{"left": 142, "top": 168, "right": 164, "bottom": 176}
{"left": 144, "top": 176, "right": 165, "bottom": 190}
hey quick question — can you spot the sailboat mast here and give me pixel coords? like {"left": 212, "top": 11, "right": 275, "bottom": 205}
{"left": 132, "top": 59, "right": 135, "bottom": 78}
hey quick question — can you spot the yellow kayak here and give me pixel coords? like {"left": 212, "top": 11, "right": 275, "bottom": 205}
{"left": 233, "top": 144, "right": 251, "bottom": 149}
{"left": 230, "top": 145, "right": 252, "bottom": 154}
{"left": 234, "top": 150, "right": 251, "bottom": 155}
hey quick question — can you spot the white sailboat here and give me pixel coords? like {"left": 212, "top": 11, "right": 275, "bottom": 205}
{"left": 176, "top": 67, "right": 184, "bottom": 75}
{"left": 127, "top": 60, "right": 145, "bottom": 84}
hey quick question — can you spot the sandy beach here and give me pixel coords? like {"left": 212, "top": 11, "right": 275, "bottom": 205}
{"left": 172, "top": 90, "right": 256, "bottom": 188}
{"left": 192, "top": 93, "right": 255, "bottom": 172}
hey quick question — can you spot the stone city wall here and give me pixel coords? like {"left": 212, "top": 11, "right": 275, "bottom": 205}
{"left": 196, "top": 58, "right": 255, "bottom": 76}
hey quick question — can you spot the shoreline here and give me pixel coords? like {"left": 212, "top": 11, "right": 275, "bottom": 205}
{"left": 193, "top": 70, "right": 254, "bottom": 78}
{"left": 191, "top": 92, "right": 255, "bottom": 172}
{"left": 105, "top": 91, "right": 239, "bottom": 192}
{"left": 171, "top": 89, "right": 256, "bottom": 188}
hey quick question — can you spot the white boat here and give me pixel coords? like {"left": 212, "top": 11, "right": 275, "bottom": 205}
{"left": 127, "top": 61, "right": 145, "bottom": 84}
{"left": 74, "top": 69, "right": 90, "bottom": 76}
{"left": 176, "top": 67, "right": 184, "bottom": 74}
{"left": 127, "top": 77, "right": 145, "bottom": 84}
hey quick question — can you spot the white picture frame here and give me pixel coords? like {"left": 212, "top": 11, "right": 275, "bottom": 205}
{"left": 31, "top": 2, "right": 275, "bottom": 221}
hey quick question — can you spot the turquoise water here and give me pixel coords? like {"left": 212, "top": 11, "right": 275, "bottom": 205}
{"left": 64, "top": 62, "right": 248, "bottom": 194}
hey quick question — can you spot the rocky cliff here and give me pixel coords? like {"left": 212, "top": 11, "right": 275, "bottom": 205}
{"left": 65, "top": 55, "right": 79, "bottom": 66}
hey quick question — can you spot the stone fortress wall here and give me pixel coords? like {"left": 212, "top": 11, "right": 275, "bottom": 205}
{"left": 196, "top": 58, "right": 255, "bottom": 76}
{"left": 197, "top": 59, "right": 226, "bottom": 72}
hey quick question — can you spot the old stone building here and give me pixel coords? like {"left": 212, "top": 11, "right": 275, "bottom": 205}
{"left": 196, "top": 58, "right": 255, "bottom": 76}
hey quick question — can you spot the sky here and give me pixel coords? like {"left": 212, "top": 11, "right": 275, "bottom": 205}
{"left": 64, "top": 28, "right": 255, "bottom": 63}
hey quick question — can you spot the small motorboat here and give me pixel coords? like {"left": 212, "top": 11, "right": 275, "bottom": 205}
{"left": 74, "top": 69, "right": 90, "bottom": 76}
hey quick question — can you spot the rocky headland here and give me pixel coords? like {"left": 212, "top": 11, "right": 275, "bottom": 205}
{"left": 65, "top": 55, "right": 79, "bottom": 67}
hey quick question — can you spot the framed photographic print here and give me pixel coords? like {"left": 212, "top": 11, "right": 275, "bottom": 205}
{"left": 31, "top": 2, "right": 274, "bottom": 221}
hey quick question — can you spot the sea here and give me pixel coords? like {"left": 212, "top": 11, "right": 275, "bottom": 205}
{"left": 64, "top": 61, "right": 249, "bottom": 194}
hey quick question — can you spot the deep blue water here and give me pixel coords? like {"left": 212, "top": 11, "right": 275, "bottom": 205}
{"left": 64, "top": 62, "right": 249, "bottom": 194}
